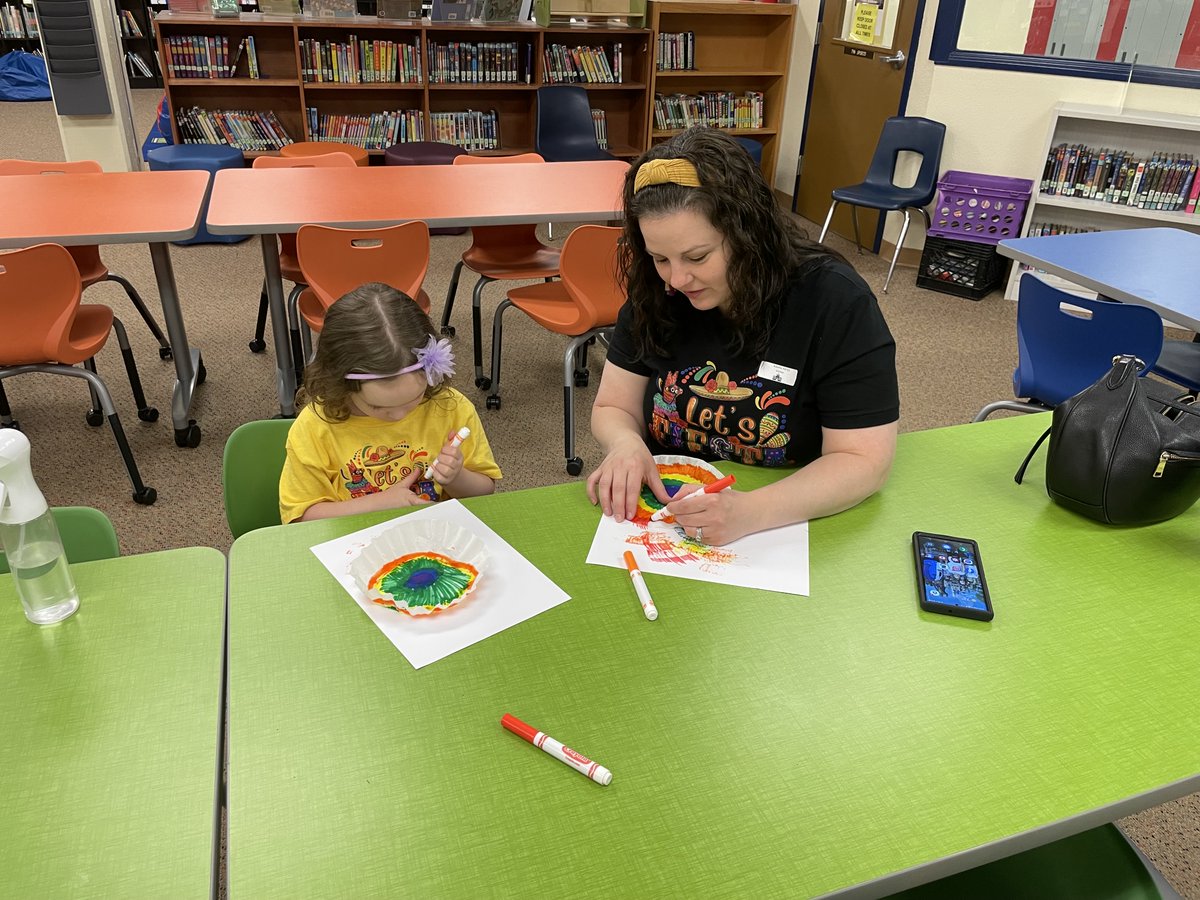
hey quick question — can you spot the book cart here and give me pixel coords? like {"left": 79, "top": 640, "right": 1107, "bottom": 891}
{"left": 1006, "top": 101, "right": 1200, "bottom": 300}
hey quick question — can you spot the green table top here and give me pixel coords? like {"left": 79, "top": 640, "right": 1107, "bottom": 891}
{"left": 0, "top": 546, "right": 225, "bottom": 899}
{"left": 227, "top": 415, "right": 1200, "bottom": 898}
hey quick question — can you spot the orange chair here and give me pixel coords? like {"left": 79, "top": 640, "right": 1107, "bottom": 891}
{"left": 295, "top": 221, "right": 432, "bottom": 369}
{"left": 247, "top": 151, "right": 359, "bottom": 358}
{"left": 486, "top": 225, "right": 623, "bottom": 475}
{"left": 0, "top": 244, "right": 157, "bottom": 504}
{"left": 280, "top": 142, "right": 370, "bottom": 167}
{"left": 0, "top": 159, "right": 172, "bottom": 360}
{"left": 443, "top": 153, "right": 561, "bottom": 390}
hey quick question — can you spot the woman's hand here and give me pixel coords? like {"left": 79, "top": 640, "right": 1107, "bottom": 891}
{"left": 663, "top": 485, "right": 756, "bottom": 546}
{"left": 586, "top": 436, "right": 672, "bottom": 523}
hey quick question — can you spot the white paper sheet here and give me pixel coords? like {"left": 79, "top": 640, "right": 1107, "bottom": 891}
{"left": 311, "top": 500, "right": 570, "bottom": 669}
{"left": 585, "top": 513, "right": 810, "bottom": 597}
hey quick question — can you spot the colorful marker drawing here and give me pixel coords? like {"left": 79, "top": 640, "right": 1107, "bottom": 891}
{"left": 627, "top": 527, "right": 737, "bottom": 568}
{"left": 368, "top": 551, "right": 480, "bottom": 615}
{"left": 624, "top": 458, "right": 741, "bottom": 567}
{"left": 633, "top": 460, "right": 721, "bottom": 525}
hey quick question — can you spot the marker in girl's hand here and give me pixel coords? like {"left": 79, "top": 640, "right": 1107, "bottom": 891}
{"left": 649, "top": 473, "right": 736, "bottom": 522}
{"left": 502, "top": 714, "right": 612, "bottom": 786}
{"left": 425, "top": 426, "right": 471, "bottom": 484}
{"left": 623, "top": 550, "right": 658, "bottom": 621}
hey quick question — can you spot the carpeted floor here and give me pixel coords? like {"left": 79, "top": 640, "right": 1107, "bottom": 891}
{"left": 1, "top": 91, "right": 1196, "bottom": 897}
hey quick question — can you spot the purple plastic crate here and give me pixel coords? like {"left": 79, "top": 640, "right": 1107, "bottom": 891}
{"left": 927, "top": 170, "right": 1033, "bottom": 245}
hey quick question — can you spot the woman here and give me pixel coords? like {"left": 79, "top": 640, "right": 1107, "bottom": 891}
{"left": 586, "top": 127, "right": 899, "bottom": 545}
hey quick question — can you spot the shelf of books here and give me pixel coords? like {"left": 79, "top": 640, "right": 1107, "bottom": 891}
{"left": 1006, "top": 101, "right": 1200, "bottom": 301}
{"left": 647, "top": 0, "right": 794, "bottom": 182}
{"left": 116, "top": 0, "right": 164, "bottom": 86}
{"left": 0, "top": 0, "right": 38, "bottom": 60}
{"left": 154, "top": 11, "right": 650, "bottom": 159}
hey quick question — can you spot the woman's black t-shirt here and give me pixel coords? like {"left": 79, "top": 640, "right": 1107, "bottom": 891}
{"left": 605, "top": 259, "right": 900, "bottom": 468}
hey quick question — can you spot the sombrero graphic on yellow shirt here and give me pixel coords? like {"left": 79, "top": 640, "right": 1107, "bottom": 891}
{"left": 689, "top": 367, "right": 753, "bottom": 401}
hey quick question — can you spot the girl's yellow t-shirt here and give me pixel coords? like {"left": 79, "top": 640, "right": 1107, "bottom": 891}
{"left": 278, "top": 387, "right": 501, "bottom": 523}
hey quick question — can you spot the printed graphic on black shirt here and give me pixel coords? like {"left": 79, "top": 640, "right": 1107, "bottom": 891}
{"left": 649, "top": 361, "right": 793, "bottom": 467}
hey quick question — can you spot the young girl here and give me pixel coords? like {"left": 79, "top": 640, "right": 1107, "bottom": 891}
{"left": 279, "top": 283, "right": 501, "bottom": 523}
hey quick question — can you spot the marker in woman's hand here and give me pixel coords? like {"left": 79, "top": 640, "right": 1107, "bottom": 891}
{"left": 426, "top": 426, "right": 470, "bottom": 484}
{"left": 649, "top": 474, "right": 736, "bottom": 522}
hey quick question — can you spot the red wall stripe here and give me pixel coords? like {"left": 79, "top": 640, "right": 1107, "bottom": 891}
{"left": 1097, "top": 0, "right": 1132, "bottom": 62}
{"left": 1025, "top": 0, "right": 1058, "bottom": 56}
{"left": 1177, "top": 0, "right": 1200, "bottom": 70}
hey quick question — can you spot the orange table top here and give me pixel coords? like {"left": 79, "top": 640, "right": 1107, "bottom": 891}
{"left": 0, "top": 171, "right": 210, "bottom": 248}
{"left": 205, "top": 160, "right": 629, "bottom": 233}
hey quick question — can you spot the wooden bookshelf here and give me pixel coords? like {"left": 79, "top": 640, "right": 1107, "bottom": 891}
{"left": 646, "top": 0, "right": 795, "bottom": 183}
{"left": 1006, "top": 102, "right": 1200, "bottom": 301}
{"left": 154, "top": 12, "right": 651, "bottom": 159}
{"left": 0, "top": 0, "right": 38, "bottom": 60}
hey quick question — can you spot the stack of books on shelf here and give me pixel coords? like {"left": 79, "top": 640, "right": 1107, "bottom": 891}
{"left": 1025, "top": 222, "right": 1099, "bottom": 237}
{"left": 656, "top": 31, "right": 693, "bottom": 70}
{"left": 0, "top": 3, "right": 36, "bottom": 37}
{"left": 653, "top": 91, "right": 763, "bottom": 131}
{"left": 427, "top": 41, "right": 531, "bottom": 84}
{"left": 176, "top": 106, "right": 293, "bottom": 150}
{"left": 299, "top": 37, "right": 422, "bottom": 83}
{"left": 591, "top": 108, "right": 607, "bottom": 150}
{"left": 118, "top": 9, "right": 142, "bottom": 36}
{"left": 306, "top": 108, "right": 425, "bottom": 148}
{"left": 543, "top": 43, "right": 622, "bottom": 83}
{"left": 1040, "top": 143, "right": 1200, "bottom": 213}
{"left": 429, "top": 109, "right": 499, "bottom": 150}
{"left": 126, "top": 51, "right": 155, "bottom": 77}
{"left": 165, "top": 35, "right": 260, "bottom": 78}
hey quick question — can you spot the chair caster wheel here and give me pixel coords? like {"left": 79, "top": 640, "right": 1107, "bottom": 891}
{"left": 133, "top": 486, "right": 158, "bottom": 505}
{"left": 0, "top": 419, "right": 19, "bottom": 431}
{"left": 159, "top": 346, "right": 173, "bottom": 360}
{"left": 248, "top": 339, "right": 266, "bottom": 353}
{"left": 486, "top": 395, "right": 501, "bottom": 410}
{"left": 174, "top": 421, "right": 201, "bottom": 448}
{"left": 566, "top": 457, "right": 583, "bottom": 476}
{"left": 85, "top": 410, "right": 104, "bottom": 427}
{"left": 196, "top": 359, "right": 207, "bottom": 385}
{"left": 573, "top": 369, "right": 589, "bottom": 387}
{"left": 475, "top": 376, "right": 492, "bottom": 390}
{"left": 441, "top": 325, "right": 456, "bottom": 337}
{"left": 138, "top": 406, "right": 159, "bottom": 423}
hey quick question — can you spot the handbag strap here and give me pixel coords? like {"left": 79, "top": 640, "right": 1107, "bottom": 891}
{"left": 1014, "top": 426, "right": 1052, "bottom": 485}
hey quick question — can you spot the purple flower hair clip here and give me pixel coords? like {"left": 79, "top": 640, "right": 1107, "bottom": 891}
{"left": 345, "top": 335, "right": 456, "bottom": 385}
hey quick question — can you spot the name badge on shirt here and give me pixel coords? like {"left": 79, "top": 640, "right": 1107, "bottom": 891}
{"left": 757, "top": 361, "right": 798, "bottom": 386}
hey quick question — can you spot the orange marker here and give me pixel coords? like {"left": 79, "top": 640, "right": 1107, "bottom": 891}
{"left": 623, "top": 550, "right": 658, "bottom": 621}
{"left": 649, "top": 473, "right": 736, "bottom": 522}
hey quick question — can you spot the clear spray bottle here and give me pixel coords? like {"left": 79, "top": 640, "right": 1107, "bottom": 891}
{"left": 0, "top": 430, "right": 80, "bottom": 625}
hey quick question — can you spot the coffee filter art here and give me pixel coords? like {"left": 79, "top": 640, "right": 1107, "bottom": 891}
{"left": 634, "top": 455, "right": 725, "bottom": 523}
{"left": 347, "top": 519, "right": 489, "bottom": 616}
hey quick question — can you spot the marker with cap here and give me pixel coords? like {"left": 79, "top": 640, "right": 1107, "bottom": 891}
{"left": 501, "top": 714, "right": 612, "bottom": 786}
{"left": 623, "top": 550, "right": 658, "bottom": 621}
{"left": 425, "top": 426, "right": 471, "bottom": 484}
{"left": 649, "top": 473, "right": 736, "bottom": 522}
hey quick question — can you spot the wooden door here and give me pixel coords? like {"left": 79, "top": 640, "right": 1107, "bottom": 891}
{"left": 793, "top": 0, "right": 922, "bottom": 246}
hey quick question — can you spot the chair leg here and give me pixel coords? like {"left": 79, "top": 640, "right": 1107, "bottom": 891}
{"left": 72, "top": 363, "right": 157, "bottom": 505}
{"left": 299, "top": 320, "right": 314, "bottom": 376}
{"left": 884, "top": 209, "right": 912, "bottom": 294}
{"left": 112, "top": 316, "right": 159, "bottom": 423}
{"left": 573, "top": 341, "right": 589, "bottom": 387}
{"left": 972, "top": 399, "right": 1050, "bottom": 423}
{"left": 286, "top": 284, "right": 305, "bottom": 386}
{"left": 471, "top": 275, "right": 496, "bottom": 389}
{"left": 563, "top": 334, "right": 592, "bottom": 477}
{"left": 83, "top": 358, "right": 104, "bottom": 426}
{"left": 850, "top": 206, "right": 862, "bottom": 254}
{"left": 441, "top": 260, "right": 464, "bottom": 337}
{"left": 817, "top": 200, "right": 838, "bottom": 244}
{"left": 0, "top": 376, "right": 15, "bottom": 428}
{"left": 105, "top": 272, "right": 172, "bottom": 360}
{"left": 485, "top": 299, "right": 512, "bottom": 410}
{"left": 250, "top": 278, "right": 270, "bottom": 353}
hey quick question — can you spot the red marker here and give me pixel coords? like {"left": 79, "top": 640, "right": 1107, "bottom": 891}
{"left": 650, "top": 473, "right": 737, "bottom": 522}
{"left": 501, "top": 714, "right": 612, "bottom": 786}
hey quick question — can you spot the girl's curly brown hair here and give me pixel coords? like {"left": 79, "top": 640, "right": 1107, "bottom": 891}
{"left": 620, "top": 127, "right": 846, "bottom": 360}
{"left": 297, "top": 282, "right": 449, "bottom": 422}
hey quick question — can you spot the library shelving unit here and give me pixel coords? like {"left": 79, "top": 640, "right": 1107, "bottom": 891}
{"left": 646, "top": 0, "right": 795, "bottom": 183}
{"left": 153, "top": 11, "right": 650, "bottom": 159}
{"left": 115, "top": 0, "right": 163, "bottom": 87}
{"left": 1007, "top": 101, "right": 1200, "bottom": 300}
{"left": 0, "top": 0, "right": 38, "bottom": 60}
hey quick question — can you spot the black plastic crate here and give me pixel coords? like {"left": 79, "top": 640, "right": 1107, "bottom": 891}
{"left": 916, "top": 235, "right": 1009, "bottom": 301}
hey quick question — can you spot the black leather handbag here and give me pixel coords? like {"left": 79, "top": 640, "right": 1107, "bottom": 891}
{"left": 1015, "top": 355, "right": 1200, "bottom": 525}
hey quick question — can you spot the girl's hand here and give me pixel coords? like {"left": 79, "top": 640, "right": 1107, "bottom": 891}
{"left": 383, "top": 467, "right": 433, "bottom": 509}
{"left": 427, "top": 430, "right": 465, "bottom": 486}
{"left": 586, "top": 437, "right": 671, "bottom": 523}
{"left": 667, "top": 487, "right": 755, "bottom": 547}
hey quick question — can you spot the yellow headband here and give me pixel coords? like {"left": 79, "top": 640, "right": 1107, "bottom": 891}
{"left": 633, "top": 158, "right": 701, "bottom": 193}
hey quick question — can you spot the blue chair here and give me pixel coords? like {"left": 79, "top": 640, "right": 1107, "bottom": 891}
{"left": 146, "top": 144, "right": 248, "bottom": 245}
{"left": 973, "top": 274, "right": 1164, "bottom": 422}
{"left": 817, "top": 115, "right": 946, "bottom": 293}
{"left": 535, "top": 86, "right": 617, "bottom": 163}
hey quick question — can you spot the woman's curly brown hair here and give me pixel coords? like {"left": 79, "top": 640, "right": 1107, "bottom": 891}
{"left": 297, "top": 282, "right": 449, "bottom": 422}
{"left": 620, "top": 126, "right": 845, "bottom": 360}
